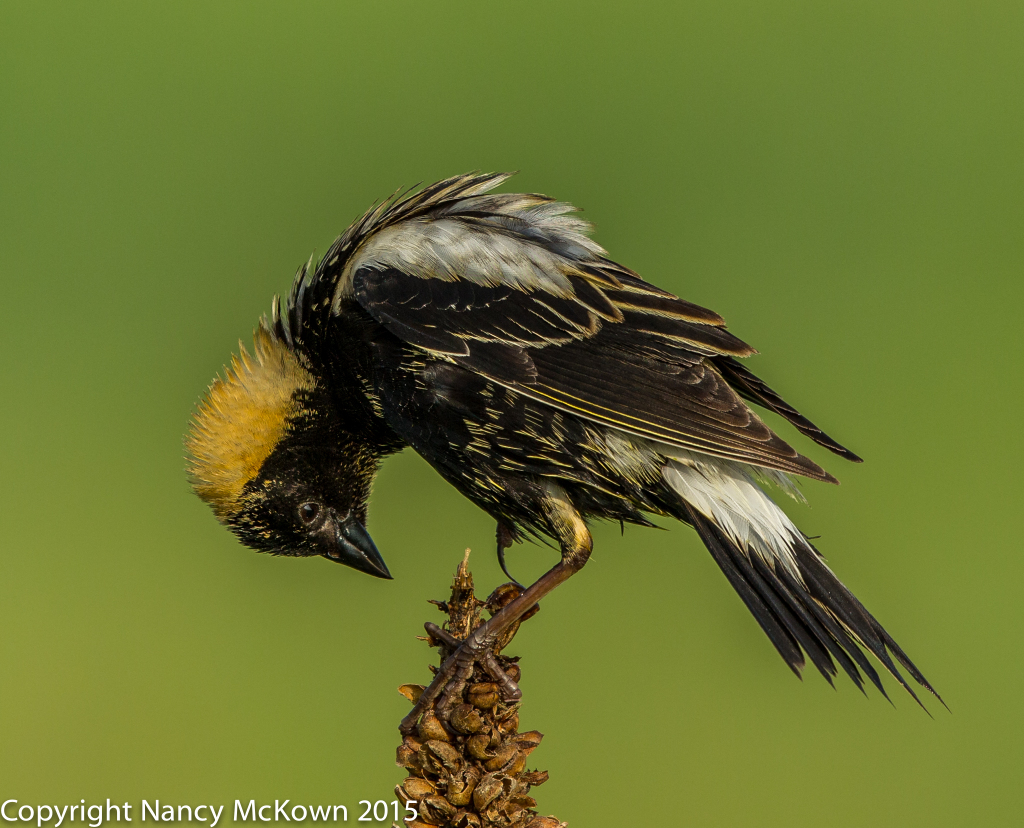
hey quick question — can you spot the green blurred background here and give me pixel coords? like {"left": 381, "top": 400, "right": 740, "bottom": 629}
{"left": 2, "top": 2, "right": 1021, "bottom": 824}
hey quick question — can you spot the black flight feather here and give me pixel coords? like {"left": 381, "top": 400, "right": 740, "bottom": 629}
{"left": 714, "top": 356, "right": 863, "bottom": 462}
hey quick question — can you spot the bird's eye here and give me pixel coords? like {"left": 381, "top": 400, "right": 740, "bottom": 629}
{"left": 298, "top": 502, "right": 321, "bottom": 526}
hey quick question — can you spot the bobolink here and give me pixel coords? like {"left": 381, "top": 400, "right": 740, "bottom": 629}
{"left": 186, "top": 172, "right": 938, "bottom": 713}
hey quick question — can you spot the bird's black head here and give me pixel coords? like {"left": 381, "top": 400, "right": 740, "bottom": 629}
{"left": 228, "top": 432, "right": 390, "bottom": 578}
{"left": 185, "top": 320, "right": 391, "bottom": 579}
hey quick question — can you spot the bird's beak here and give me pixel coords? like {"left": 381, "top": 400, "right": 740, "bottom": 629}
{"left": 323, "top": 517, "right": 392, "bottom": 579}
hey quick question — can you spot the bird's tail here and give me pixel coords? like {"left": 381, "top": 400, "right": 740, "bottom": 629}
{"left": 660, "top": 451, "right": 942, "bottom": 708}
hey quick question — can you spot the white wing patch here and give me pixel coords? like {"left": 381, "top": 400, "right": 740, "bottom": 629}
{"left": 660, "top": 446, "right": 804, "bottom": 579}
{"left": 334, "top": 189, "right": 607, "bottom": 306}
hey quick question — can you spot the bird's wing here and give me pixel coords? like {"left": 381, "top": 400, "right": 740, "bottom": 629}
{"left": 321, "top": 173, "right": 857, "bottom": 481}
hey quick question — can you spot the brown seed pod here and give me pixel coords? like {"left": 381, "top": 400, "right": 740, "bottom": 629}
{"left": 516, "top": 731, "right": 544, "bottom": 756}
{"left": 465, "top": 733, "right": 493, "bottom": 760}
{"left": 424, "top": 739, "right": 462, "bottom": 773}
{"left": 501, "top": 802, "right": 527, "bottom": 824}
{"left": 417, "top": 710, "right": 450, "bottom": 743}
{"left": 484, "top": 582, "right": 523, "bottom": 612}
{"left": 495, "top": 709, "right": 520, "bottom": 737}
{"left": 399, "top": 776, "right": 437, "bottom": 800}
{"left": 452, "top": 813, "right": 481, "bottom": 828}
{"left": 418, "top": 794, "right": 456, "bottom": 825}
{"left": 481, "top": 802, "right": 503, "bottom": 826}
{"left": 416, "top": 748, "right": 440, "bottom": 778}
{"left": 449, "top": 703, "right": 485, "bottom": 734}
{"left": 395, "top": 743, "right": 418, "bottom": 769}
{"left": 466, "top": 682, "right": 500, "bottom": 709}
{"left": 520, "top": 770, "right": 549, "bottom": 787}
{"left": 507, "top": 751, "right": 528, "bottom": 777}
{"left": 471, "top": 773, "right": 504, "bottom": 812}
{"left": 445, "top": 766, "right": 482, "bottom": 807}
{"left": 483, "top": 742, "right": 520, "bottom": 772}
{"left": 398, "top": 684, "right": 426, "bottom": 704}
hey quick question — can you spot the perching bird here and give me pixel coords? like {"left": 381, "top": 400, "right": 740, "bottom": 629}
{"left": 186, "top": 172, "right": 939, "bottom": 712}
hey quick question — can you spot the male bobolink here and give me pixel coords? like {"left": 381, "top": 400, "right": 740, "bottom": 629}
{"left": 186, "top": 173, "right": 939, "bottom": 712}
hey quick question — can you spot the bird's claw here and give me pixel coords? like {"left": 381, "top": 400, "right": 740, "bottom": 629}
{"left": 400, "top": 619, "right": 524, "bottom": 736}
{"left": 496, "top": 544, "right": 525, "bottom": 589}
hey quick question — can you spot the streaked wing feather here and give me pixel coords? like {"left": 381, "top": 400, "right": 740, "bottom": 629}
{"left": 602, "top": 284, "right": 727, "bottom": 326}
{"left": 527, "top": 338, "right": 834, "bottom": 480}
{"left": 353, "top": 267, "right": 836, "bottom": 481}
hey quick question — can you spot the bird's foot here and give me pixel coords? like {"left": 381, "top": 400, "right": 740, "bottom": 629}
{"left": 401, "top": 552, "right": 583, "bottom": 737}
{"left": 399, "top": 583, "right": 536, "bottom": 736}
{"left": 426, "top": 623, "right": 522, "bottom": 714}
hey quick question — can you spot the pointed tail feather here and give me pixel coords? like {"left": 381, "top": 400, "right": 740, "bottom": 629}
{"left": 681, "top": 502, "right": 942, "bottom": 709}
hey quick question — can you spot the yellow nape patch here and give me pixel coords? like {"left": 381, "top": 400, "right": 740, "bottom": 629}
{"left": 185, "top": 320, "right": 315, "bottom": 520}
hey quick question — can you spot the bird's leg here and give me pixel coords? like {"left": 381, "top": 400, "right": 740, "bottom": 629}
{"left": 495, "top": 521, "right": 523, "bottom": 588}
{"left": 401, "top": 553, "right": 588, "bottom": 734}
{"left": 401, "top": 486, "right": 592, "bottom": 736}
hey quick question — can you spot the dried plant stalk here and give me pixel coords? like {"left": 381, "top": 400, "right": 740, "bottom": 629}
{"left": 394, "top": 551, "right": 566, "bottom": 828}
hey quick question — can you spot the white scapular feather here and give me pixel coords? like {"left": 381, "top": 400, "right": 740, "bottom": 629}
{"left": 659, "top": 447, "right": 804, "bottom": 578}
{"left": 342, "top": 194, "right": 606, "bottom": 297}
